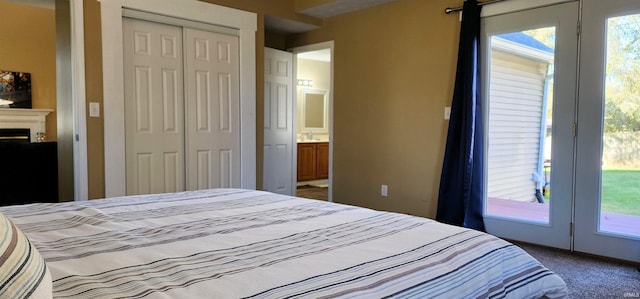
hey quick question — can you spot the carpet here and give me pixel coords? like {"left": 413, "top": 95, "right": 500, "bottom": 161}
{"left": 513, "top": 241, "right": 640, "bottom": 298}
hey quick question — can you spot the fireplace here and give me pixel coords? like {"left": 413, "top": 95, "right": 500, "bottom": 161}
{"left": 0, "top": 128, "right": 30, "bottom": 143}
{"left": 0, "top": 108, "right": 52, "bottom": 142}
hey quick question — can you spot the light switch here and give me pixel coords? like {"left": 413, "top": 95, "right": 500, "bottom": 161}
{"left": 89, "top": 102, "right": 100, "bottom": 118}
{"left": 444, "top": 106, "right": 451, "bottom": 120}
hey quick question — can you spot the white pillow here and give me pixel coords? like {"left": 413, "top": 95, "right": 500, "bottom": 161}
{"left": 0, "top": 211, "right": 52, "bottom": 299}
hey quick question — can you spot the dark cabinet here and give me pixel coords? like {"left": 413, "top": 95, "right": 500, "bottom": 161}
{"left": 0, "top": 142, "right": 58, "bottom": 206}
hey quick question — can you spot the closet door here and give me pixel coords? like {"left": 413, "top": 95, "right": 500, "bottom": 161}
{"left": 123, "top": 18, "right": 185, "bottom": 195}
{"left": 184, "top": 28, "right": 241, "bottom": 189}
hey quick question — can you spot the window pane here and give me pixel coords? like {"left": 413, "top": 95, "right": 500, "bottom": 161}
{"left": 486, "top": 27, "right": 555, "bottom": 223}
{"left": 600, "top": 14, "right": 640, "bottom": 236}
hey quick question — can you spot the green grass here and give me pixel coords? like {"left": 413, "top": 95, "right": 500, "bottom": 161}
{"left": 601, "top": 169, "right": 640, "bottom": 216}
{"left": 542, "top": 169, "right": 640, "bottom": 216}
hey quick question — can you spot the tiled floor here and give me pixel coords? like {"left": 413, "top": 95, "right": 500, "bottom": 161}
{"left": 296, "top": 185, "right": 328, "bottom": 201}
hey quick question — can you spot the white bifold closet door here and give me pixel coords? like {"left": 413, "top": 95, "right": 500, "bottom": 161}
{"left": 123, "top": 18, "right": 240, "bottom": 195}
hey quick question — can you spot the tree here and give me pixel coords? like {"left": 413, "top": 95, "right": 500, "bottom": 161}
{"left": 604, "top": 15, "right": 640, "bottom": 133}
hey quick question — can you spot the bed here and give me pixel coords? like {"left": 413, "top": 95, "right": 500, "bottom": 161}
{"left": 0, "top": 188, "right": 567, "bottom": 298}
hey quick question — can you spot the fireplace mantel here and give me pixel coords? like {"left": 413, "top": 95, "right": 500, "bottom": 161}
{"left": 0, "top": 108, "right": 53, "bottom": 142}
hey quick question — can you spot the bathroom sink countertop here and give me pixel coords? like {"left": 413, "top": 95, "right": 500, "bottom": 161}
{"left": 297, "top": 139, "right": 329, "bottom": 143}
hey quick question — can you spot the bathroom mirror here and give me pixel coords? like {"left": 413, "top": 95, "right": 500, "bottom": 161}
{"left": 302, "top": 89, "right": 328, "bottom": 133}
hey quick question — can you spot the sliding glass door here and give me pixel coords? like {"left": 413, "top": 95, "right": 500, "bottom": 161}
{"left": 481, "top": 2, "right": 578, "bottom": 250}
{"left": 574, "top": 0, "right": 640, "bottom": 262}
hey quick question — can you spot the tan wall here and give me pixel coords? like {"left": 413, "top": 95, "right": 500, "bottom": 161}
{"left": 82, "top": 0, "right": 461, "bottom": 218}
{"left": 288, "top": 0, "right": 461, "bottom": 218}
{"left": 83, "top": 0, "right": 104, "bottom": 199}
{"left": 0, "top": 1, "right": 57, "bottom": 140}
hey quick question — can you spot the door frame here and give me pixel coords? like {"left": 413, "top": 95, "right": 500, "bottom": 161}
{"left": 574, "top": 0, "right": 640, "bottom": 262}
{"left": 99, "top": 0, "right": 257, "bottom": 197}
{"left": 480, "top": 1, "right": 579, "bottom": 250}
{"left": 480, "top": 0, "right": 640, "bottom": 262}
{"left": 290, "top": 41, "right": 335, "bottom": 202}
{"left": 56, "top": 0, "right": 88, "bottom": 202}
{"left": 71, "top": 0, "right": 88, "bottom": 202}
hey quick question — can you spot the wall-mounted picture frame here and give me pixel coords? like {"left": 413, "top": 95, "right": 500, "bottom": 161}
{"left": 0, "top": 71, "right": 32, "bottom": 108}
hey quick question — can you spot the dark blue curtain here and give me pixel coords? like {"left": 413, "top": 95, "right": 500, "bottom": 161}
{"left": 436, "top": 0, "right": 485, "bottom": 231}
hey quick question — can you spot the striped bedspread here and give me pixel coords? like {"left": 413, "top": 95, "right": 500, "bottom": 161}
{"left": 1, "top": 189, "right": 567, "bottom": 298}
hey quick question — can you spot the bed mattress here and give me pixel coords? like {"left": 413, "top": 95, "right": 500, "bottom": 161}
{"left": 1, "top": 189, "right": 567, "bottom": 298}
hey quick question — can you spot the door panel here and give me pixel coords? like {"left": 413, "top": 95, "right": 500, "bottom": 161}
{"left": 316, "top": 143, "right": 329, "bottom": 180}
{"left": 574, "top": 0, "right": 640, "bottom": 262}
{"left": 482, "top": 2, "right": 578, "bottom": 249}
{"left": 123, "top": 18, "right": 185, "bottom": 195}
{"left": 185, "top": 28, "right": 241, "bottom": 189}
{"left": 124, "top": 18, "right": 241, "bottom": 194}
{"left": 263, "top": 48, "right": 294, "bottom": 195}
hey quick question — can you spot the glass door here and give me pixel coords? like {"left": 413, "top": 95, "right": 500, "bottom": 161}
{"left": 481, "top": 2, "right": 579, "bottom": 249}
{"left": 574, "top": 0, "right": 640, "bottom": 262}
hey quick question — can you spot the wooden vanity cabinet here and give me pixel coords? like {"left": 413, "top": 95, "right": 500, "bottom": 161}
{"left": 297, "top": 142, "right": 329, "bottom": 181}
{"left": 315, "top": 143, "right": 329, "bottom": 179}
{"left": 297, "top": 143, "right": 317, "bottom": 181}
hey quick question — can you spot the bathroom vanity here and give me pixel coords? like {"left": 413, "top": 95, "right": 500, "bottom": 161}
{"left": 297, "top": 142, "right": 329, "bottom": 182}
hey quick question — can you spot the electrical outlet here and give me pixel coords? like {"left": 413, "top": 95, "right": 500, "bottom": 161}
{"left": 381, "top": 185, "right": 388, "bottom": 197}
{"left": 444, "top": 106, "right": 451, "bottom": 120}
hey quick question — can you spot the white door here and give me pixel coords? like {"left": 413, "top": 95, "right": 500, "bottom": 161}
{"left": 124, "top": 18, "right": 241, "bottom": 195}
{"left": 481, "top": 2, "right": 578, "bottom": 249}
{"left": 574, "top": 0, "right": 640, "bottom": 262}
{"left": 263, "top": 48, "right": 295, "bottom": 195}
{"left": 184, "top": 28, "right": 241, "bottom": 190}
{"left": 123, "top": 18, "right": 185, "bottom": 195}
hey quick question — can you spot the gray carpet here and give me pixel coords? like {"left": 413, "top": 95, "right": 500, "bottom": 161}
{"left": 513, "top": 241, "right": 640, "bottom": 298}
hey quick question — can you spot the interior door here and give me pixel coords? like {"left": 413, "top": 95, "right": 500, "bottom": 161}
{"left": 263, "top": 47, "right": 295, "bottom": 195}
{"left": 123, "top": 18, "right": 185, "bottom": 195}
{"left": 574, "top": 0, "right": 640, "bottom": 262}
{"left": 481, "top": 2, "right": 579, "bottom": 249}
{"left": 184, "top": 28, "right": 241, "bottom": 190}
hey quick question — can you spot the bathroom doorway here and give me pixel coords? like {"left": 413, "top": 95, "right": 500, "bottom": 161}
{"left": 291, "top": 42, "right": 334, "bottom": 201}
